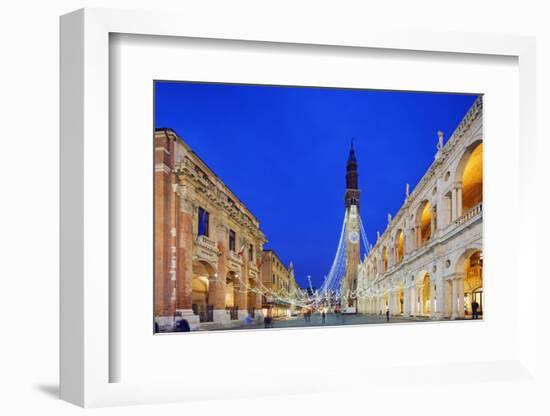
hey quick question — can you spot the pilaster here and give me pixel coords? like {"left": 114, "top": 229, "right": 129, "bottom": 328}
{"left": 175, "top": 182, "right": 197, "bottom": 326}
{"left": 455, "top": 181, "right": 463, "bottom": 218}
{"left": 451, "top": 277, "right": 458, "bottom": 319}
{"left": 403, "top": 286, "right": 410, "bottom": 317}
{"left": 456, "top": 272, "right": 465, "bottom": 318}
{"left": 434, "top": 271, "right": 446, "bottom": 319}
{"left": 451, "top": 188, "right": 457, "bottom": 221}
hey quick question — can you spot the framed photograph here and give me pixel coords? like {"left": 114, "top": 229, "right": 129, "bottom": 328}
{"left": 60, "top": 8, "right": 538, "bottom": 407}
{"left": 152, "top": 81, "right": 482, "bottom": 334}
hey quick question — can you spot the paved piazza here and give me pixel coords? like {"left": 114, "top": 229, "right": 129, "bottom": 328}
{"left": 195, "top": 312, "right": 439, "bottom": 332}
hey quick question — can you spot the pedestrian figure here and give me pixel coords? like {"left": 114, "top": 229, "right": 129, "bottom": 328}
{"left": 321, "top": 307, "right": 326, "bottom": 324}
{"left": 175, "top": 318, "right": 190, "bottom": 332}
{"left": 385, "top": 305, "right": 390, "bottom": 322}
{"left": 264, "top": 313, "right": 273, "bottom": 328}
{"left": 471, "top": 300, "right": 480, "bottom": 319}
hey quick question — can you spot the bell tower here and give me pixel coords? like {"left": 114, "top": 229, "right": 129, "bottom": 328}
{"left": 343, "top": 141, "right": 361, "bottom": 311}
{"left": 345, "top": 141, "right": 360, "bottom": 209}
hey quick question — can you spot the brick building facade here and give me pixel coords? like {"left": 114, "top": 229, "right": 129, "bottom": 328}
{"left": 155, "top": 128, "right": 266, "bottom": 330}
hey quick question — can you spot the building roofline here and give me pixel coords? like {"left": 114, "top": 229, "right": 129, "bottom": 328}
{"left": 368, "top": 94, "right": 483, "bottom": 254}
{"left": 156, "top": 127, "right": 262, "bottom": 226}
{"left": 262, "top": 248, "right": 289, "bottom": 270}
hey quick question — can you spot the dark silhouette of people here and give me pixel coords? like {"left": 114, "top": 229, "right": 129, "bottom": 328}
{"left": 175, "top": 319, "right": 190, "bottom": 332}
{"left": 471, "top": 301, "right": 480, "bottom": 319}
{"left": 264, "top": 314, "right": 273, "bottom": 328}
{"left": 385, "top": 306, "right": 390, "bottom": 322}
{"left": 321, "top": 308, "right": 326, "bottom": 324}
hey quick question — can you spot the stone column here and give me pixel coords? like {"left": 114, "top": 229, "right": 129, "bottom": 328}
{"left": 236, "top": 266, "right": 247, "bottom": 319}
{"left": 176, "top": 184, "right": 200, "bottom": 328}
{"left": 457, "top": 273, "right": 465, "bottom": 318}
{"left": 369, "top": 295, "right": 373, "bottom": 314}
{"left": 456, "top": 182, "right": 463, "bottom": 218}
{"left": 366, "top": 295, "right": 372, "bottom": 313}
{"left": 397, "top": 291, "right": 402, "bottom": 315}
{"left": 451, "top": 277, "right": 457, "bottom": 319}
{"left": 429, "top": 282, "right": 435, "bottom": 318}
{"left": 371, "top": 292, "right": 375, "bottom": 314}
{"left": 451, "top": 188, "right": 457, "bottom": 221}
{"left": 435, "top": 275, "right": 445, "bottom": 319}
{"left": 154, "top": 135, "right": 175, "bottom": 327}
{"left": 168, "top": 182, "right": 178, "bottom": 320}
{"left": 238, "top": 246, "right": 250, "bottom": 320}
{"left": 440, "top": 196, "right": 448, "bottom": 228}
{"left": 411, "top": 286, "right": 417, "bottom": 316}
{"left": 419, "top": 286, "right": 425, "bottom": 315}
{"left": 213, "top": 221, "right": 229, "bottom": 324}
{"left": 446, "top": 280, "right": 453, "bottom": 317}
{"left": 403, "top": 287, "right": 410, "bottom": 317}
{"left": 255, "top": 261, "right": 263, "bottom": 319}
{"left": 372, "top": 295, "right": 376, "bottom": 314}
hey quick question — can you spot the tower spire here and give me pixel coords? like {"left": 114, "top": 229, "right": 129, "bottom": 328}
{"left": 345, "top": 139, "right": 360, "bottom": 209}
{"left": 347, "top": 139, "right": 357, "bottom": 165}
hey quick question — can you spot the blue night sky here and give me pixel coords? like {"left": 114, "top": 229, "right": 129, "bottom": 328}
{"left": 155, "top": 81, "right": 478, "bottom": 289}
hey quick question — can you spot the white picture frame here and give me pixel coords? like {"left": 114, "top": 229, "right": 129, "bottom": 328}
{"left": 60, "top": 8, "right": 538, "bottom": 407}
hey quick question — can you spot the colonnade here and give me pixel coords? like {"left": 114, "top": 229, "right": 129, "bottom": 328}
{"left": 360, "top": 269, "right": 472, "bottom": 320}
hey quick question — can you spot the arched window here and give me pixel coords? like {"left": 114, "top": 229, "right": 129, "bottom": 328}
{"left": 418, "top": 201, "right": 431, "bottom": 244}
{"left": 461, "top": 142, "right": 483, "bottom": 212}
{"left": 395, "top": 230, "right": 404, "bottom": 263}
{"left": 381, "top": 247, "right": 388, "bottom": 273}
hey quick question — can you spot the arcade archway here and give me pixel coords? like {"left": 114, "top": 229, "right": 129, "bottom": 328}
{"left": 225, "top": 271, "right": 240, "bottom": 320}
{"left": 464, "top": 250, "right": 483, "bottom": 318}
{"left": 416, "top": 271, "right": 431, "bottom": 316}
{"left": 191, "top": 260, "right": 216, "bottom": 322}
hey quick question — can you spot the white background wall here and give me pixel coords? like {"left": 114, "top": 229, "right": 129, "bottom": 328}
{"left": 0, "top": 0, "right": 548, "bottom": 414}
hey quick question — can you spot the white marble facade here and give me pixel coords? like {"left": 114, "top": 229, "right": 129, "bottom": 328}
{"left": 356, "top": 96, "right": 483, "bottom": 320}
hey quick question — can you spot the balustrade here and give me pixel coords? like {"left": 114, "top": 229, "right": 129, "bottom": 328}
{"left": 196, "top": 234, "right": 217, "bottom": 251}
{"left": 229, "top": 250, "right": 243, "bottom": 262}
{"left": 365, "top": 203, "right": 482, "bottom": 285}
{"left": 454, "top": 202, "right": 482, "bottom": 226}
